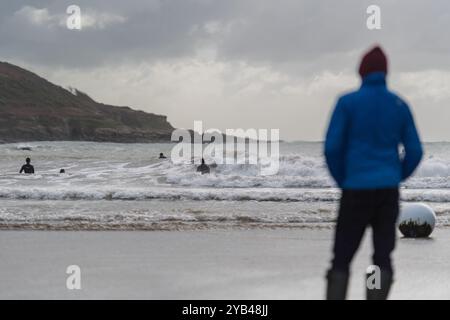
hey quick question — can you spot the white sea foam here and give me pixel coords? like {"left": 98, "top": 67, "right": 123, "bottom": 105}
{"left": 0, "top": 185, "right": 450, "bottom": 203}
{"left": 1, "top": 143, "right": 450, "bottom": 191}
{"left": 1, "top": 141, "right": 450, "bottom": 229}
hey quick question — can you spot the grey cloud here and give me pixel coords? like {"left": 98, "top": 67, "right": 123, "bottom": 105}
{"left": 0, "top": 0, "right": 239, "bottom": 68}
{"left": 2, "top": 0, "right": 450, "bottom": 72}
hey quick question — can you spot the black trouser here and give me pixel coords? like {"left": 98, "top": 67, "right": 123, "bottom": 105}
{"left": 331, "top": 188, "right": 399, "bottom": 273}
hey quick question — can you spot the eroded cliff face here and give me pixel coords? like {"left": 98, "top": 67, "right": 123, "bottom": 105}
{"left": 0, "top": 62, "right": 174, "bottom": 143}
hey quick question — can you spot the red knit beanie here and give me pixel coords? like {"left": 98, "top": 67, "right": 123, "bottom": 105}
{"left": 358, "top": 46, "right": 388, "bottom": 78}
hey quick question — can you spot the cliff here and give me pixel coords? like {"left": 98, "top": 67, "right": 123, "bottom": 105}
{"left": 0, "top": 62, "right": 174, "bottom": 143}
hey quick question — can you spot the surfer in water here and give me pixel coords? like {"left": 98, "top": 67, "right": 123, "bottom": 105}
{"left": 197, "top": 158, "right": 210, "bottom": 174}
{"left": 19, "top": 157, "right": 35, "bottom": 174}
{"left": 159, "top": 153, "right": 167, "bottom": 159}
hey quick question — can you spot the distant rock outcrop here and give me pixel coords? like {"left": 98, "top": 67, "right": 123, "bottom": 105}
{"left": 0, "top": 62, "right": 174, "bottom": 143}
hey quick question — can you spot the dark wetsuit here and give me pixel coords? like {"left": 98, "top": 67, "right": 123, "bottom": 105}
{"left": 197, "top": 164, "right": 210, "bottom": 174}
{"left": 20, "top": 164, "right": 34, "bottom": 174}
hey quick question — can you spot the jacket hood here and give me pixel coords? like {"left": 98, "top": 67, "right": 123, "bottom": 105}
{"left": 361, "top": 72, "right": 386, "bottom": 87}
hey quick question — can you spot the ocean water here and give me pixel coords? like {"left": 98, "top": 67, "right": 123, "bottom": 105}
{"left": 0, "top": 141, "right": 450, "bottom": 230}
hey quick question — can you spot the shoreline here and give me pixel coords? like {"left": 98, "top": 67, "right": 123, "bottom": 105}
{"left": 0, "top": 223, "right": 334, "bottom": 231}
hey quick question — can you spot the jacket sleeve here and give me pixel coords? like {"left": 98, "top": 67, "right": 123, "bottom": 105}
{"left": 324, "top": 98, "right": 348, "bottom": 187}
{"left": 401, "top": 104, "right": 423, "bottom": 180}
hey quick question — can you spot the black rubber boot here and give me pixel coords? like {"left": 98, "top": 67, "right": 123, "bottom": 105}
{"left": 366, "top": 270, "right": 393, "bottom": 300}
{"left": 326, "top": 269, "right": 349, "bottom": 300}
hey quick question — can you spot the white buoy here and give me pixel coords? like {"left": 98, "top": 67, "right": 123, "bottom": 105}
{"left": 398, "top": 203, "right": 436, "bottom": 238}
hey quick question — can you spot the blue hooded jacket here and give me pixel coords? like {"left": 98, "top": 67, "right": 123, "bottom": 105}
{"left": 324, "top": 72, "right": 423, "bottom": 189}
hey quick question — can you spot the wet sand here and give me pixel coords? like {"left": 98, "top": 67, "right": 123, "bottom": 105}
{"left": 0, "top": 228, "right": 448, "bottom": 299}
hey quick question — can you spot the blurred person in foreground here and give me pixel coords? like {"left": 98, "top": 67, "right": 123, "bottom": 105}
{"left": 324, "top": 46, "right": 423, "bottom": 300}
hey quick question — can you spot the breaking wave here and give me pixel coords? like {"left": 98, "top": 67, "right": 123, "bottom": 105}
{"left": 1, "top": 141, "right": 450, "bottom": 201}
{"left": 1, "top": 186, "right": 450, "bottom": 203}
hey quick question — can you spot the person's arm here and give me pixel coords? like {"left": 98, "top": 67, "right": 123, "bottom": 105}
{"left": 31, "top": 166, "right": 35, "bottom": 174}
{"left": 401, "top": 104, "right": 423, "bottom": 180}
{"left": 19, "top": 165, "right": 24, "bottom": 174}
{"left": 324, "top": 98, "right": 348, "bottom": 187}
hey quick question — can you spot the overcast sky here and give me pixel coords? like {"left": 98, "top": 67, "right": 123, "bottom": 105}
{"left": 1, "top": 0, "right": 450, "bottom": 141}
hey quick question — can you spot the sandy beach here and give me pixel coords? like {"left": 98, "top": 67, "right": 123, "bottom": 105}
{"left": 1, "top": 228, "right": 448, "bottom": 300}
